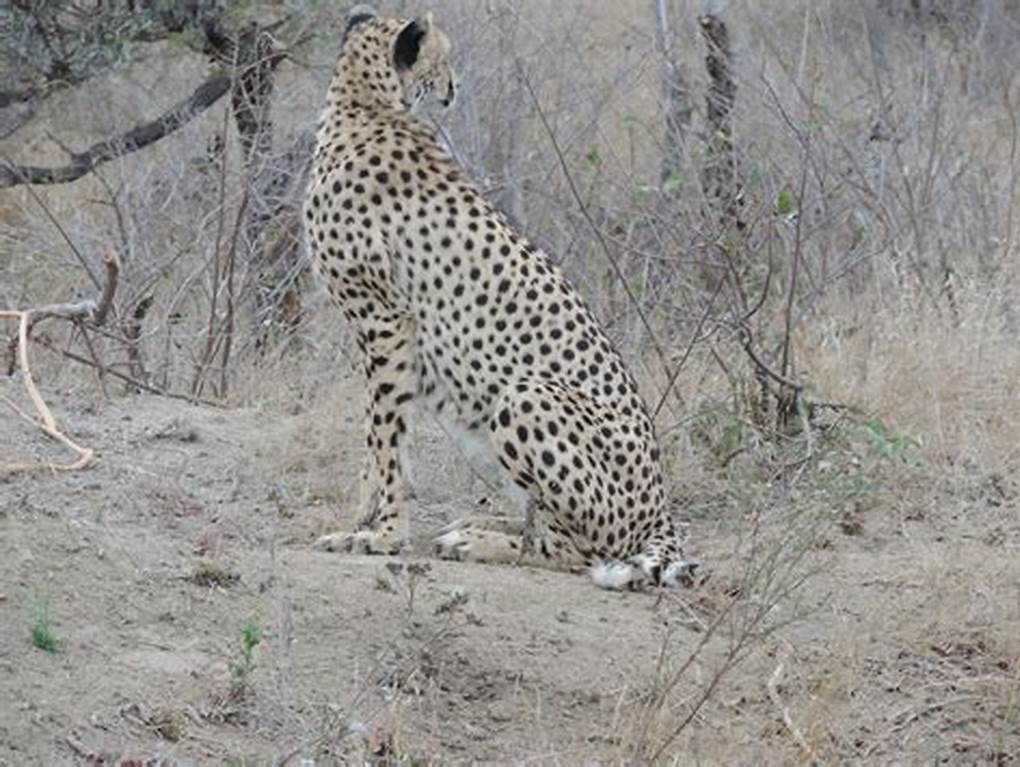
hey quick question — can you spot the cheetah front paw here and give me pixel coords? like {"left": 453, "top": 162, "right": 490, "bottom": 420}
{"left": 314, "top": 529, "right": 405, "bottom": 555}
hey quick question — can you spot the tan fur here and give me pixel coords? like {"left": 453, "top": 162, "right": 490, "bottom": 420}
{"left": 304, "top": 10, "right": 691, "bottom": 588}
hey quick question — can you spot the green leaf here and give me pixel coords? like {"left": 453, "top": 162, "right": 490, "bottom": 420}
{"left": 662, "top": 171, "right": 682, "bottom": 195}
{"left": 774, "top": 186, "right": 796, "bottom": 217}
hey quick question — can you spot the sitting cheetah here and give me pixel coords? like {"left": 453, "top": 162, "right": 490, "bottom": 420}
{"left": 304, "top": 6, "right": 693, "bottom": 588}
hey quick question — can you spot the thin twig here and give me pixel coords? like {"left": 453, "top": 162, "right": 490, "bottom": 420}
{"left": 30, "top": 335, "right": 223, "bottom": 408}
{"left": 516, "top": 61, "right": 675, "bottom": 389}
{"left": 766, "top": 640, "right": 817, "bottom": 764}
{"left": 739, "top": 329, "right": 803, "bottom": 394}
{"left": 218, "top": 190, "right": 241, "bottom": 397}
{"left": 0, "top": 151, "right": 101, "bottom": 290}
{"left": 653, "top": 279, "right": 725, "bottom": 420}
{"left": 75, "top": 321, "right": 110, "bottom": 400}
{"left": 780, "top": 159, "right": 809, "bottom": 381}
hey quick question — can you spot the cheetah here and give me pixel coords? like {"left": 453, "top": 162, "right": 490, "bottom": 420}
{"left": 304, "top": 6, "right": 693, "bottom": 588}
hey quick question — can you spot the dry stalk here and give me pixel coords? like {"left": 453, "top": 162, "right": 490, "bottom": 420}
{"left": 0, "top": 251, "right": 120, "bottom": 472}
{"left": 1, "top": 307, "right": 95, "bottom": 473}
{"left": 766, "top": 639, "right": 817, "bottom": 764}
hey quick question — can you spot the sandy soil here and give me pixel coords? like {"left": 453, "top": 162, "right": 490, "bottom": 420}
{"left": 1, "top": 374, "right": 1018, "bottom": 766}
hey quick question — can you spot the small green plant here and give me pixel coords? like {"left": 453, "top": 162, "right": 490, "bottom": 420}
{"left": 230, "top": 619, "right": 263, "bottom": 694}
{"left": 774, "top": 185, "right": 796, "bottom": 217}
{"left": 661, "top": 170, "right": 682, "bottom": 195}
{"left": 30, "top": 592, "right": 59, "bottom": 653}
{"left": 862, "top": 418, "right": 920, "bottom": 462}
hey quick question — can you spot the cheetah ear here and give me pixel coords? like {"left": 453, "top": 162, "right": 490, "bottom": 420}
{"left": 394, "top": 16, "right": 428, "bottom": 71}
{"left": 345, "top": 4, "right": 377, "bottom": 31}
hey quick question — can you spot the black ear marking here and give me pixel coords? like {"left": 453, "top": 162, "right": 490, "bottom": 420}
{"left": 345, "top": 4, "right": 377, "bottom": 30}
{"left": 346, "top": 12, "right": 374, "bottom": 30}
{"left": 394, "top": 19, "right": 427, "bottom": 71}
{"left": 342, "top": 5, "right": 376, "bottom": 48}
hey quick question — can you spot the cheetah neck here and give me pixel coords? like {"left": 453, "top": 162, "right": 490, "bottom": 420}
{"left": 323, "top": 23, "right": 407, "bottom": 117}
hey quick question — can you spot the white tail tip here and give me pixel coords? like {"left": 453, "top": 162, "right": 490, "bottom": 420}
{"left": 589, "top": 560, "right": 639, "bottom": 590}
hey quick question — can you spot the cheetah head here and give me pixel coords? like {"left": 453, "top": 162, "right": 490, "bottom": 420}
{"left": 345, "top": 6, "right": 457, "bottom": 110}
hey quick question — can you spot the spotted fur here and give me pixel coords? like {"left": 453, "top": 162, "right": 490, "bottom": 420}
{"left": 304, "top": 7, "right": 691, "bottom": 588}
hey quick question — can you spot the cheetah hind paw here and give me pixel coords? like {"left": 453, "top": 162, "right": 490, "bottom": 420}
{"left": 435, "top": 516, "right": 528, "bottom": 537}
{"left": 314, "top": 528, "right": 405, "bottom": 555}
{"left": 433, "top": 524, "right": 524, "bottom": 565}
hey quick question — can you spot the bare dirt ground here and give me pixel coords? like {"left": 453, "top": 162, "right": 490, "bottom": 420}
{"left": 2, "top": 372, "right": 1019, "bottom": 766}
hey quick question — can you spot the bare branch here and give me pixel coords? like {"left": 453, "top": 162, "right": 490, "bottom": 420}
{"left": 0, "top": 74, "right": 231, "bottom": 189}
{"left": 0, "top": 308, "right": 95, "bottom": 473}
{"left": 516, "top": 61, "right": 676, "bottom": 392}
{"left": 30, "top": 334, "right": 222, "bottom": 408}
{"left": 93, "top": 250, "right": 119, "bottom": 326}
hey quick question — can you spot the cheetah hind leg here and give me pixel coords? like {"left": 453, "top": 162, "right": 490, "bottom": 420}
{"left": 434, "top": 499, "right": 584, "bottom": 572}
{"left": 315, "top": 527, "right": 407, "bottom": 555}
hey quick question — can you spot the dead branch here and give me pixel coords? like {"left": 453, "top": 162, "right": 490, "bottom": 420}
{"left": 766, "top": 641, "right": 817, "bottom": 764}
{"left": 2, "top": 244, "right": 218, "bottom": 410}
{"left": 6, "top": 300, "right": 95, "bottom": 376}
{"left": 29, "top": 335, "right": 221, "bottom": 408}
{"left": 0, "top": 251, "right": 123, "bottom": 472}
{"left": 0, "top": 74, "right": 231, "bottom": 189}
{"left": 0, "top": 308, "right": 95, "bottom": 473}
{"left": 5, "top": 251, "right": 120, "bottom": 375}
{"left": 93, "top": 250, "right": 119, "bottom": 326}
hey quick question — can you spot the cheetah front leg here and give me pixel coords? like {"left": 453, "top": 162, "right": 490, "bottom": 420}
{"left": 316, "top": 315, "right": 417, "bottom": 555}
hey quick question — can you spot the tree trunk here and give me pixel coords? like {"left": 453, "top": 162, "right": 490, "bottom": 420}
{"left": 699, "top": 13, "right": 741, "bottom": 233}
{"left": 653, "top": 0, "right": 692, "bottom": 190}
{"left": 210, "top": 21, "right": 309, "bottom": 351}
